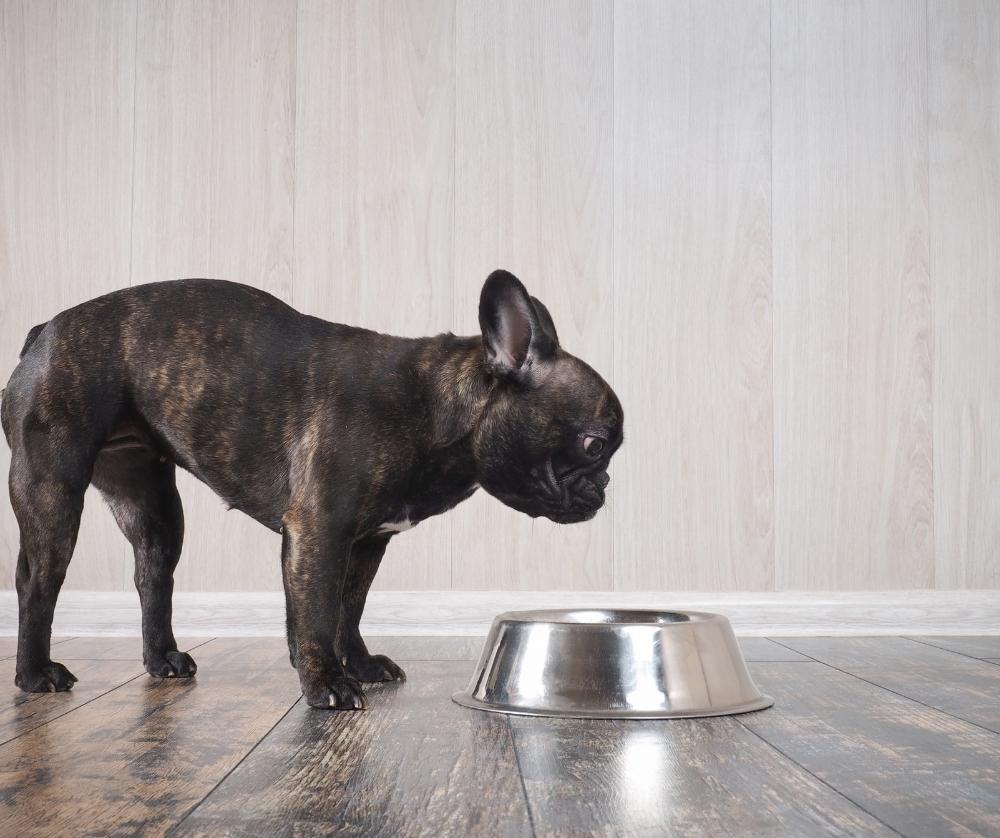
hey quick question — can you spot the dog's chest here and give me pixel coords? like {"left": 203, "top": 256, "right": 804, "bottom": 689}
{"left": 373, "top": 482, "right": 479, "bottom": 537}
{"left": 375, "top": 514, "right": 417, "bottom": 535}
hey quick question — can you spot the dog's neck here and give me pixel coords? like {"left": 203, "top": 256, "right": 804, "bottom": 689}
{"left": 412, "top": 333, "right": 496, "bottom": 449}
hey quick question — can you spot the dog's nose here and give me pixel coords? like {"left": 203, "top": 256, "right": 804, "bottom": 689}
{"left": 594, "top": 471, "right": 610, "bottom": 489}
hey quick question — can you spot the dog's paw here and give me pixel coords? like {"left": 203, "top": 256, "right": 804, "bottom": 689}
{"left": 303, "top": 674, "right": 368, "bottom": 711}
{"left": 145, "top": 649, "right": 198, "bottom": 679}
{"left": 345, "top": 653, "right": 406, "bottom": 684}
{"left": 15, "top": 661, "right": 78, "bottom": 693}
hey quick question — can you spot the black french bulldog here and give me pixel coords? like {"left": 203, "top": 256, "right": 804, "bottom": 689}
{"left": 2, "top": 270, "right": 623, "bottom": 709}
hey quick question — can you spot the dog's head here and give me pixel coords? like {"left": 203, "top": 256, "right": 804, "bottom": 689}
{"left": 472, "top": 270, "right": 623, "bottom": 523}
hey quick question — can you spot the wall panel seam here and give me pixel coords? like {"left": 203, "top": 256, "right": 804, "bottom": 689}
{"left": 767, "top": 0, "right": 776, "bottom": 593}
{"left": 923, "top": 0, "right": 937, "bottom": 590}
{"left": 449, "top": 0, "right": 457, "bottom": 593}
{"left": 610, "top": 0, "right": 616, "bottom": 592}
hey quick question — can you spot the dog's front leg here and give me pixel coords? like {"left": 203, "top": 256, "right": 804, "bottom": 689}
{"left": 337, "top": 536, "right": 406, "bottom": 683}
{"left": 280, "top": 509, "right": 366, "bottom": 710}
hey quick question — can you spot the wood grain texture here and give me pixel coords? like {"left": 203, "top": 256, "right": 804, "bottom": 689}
{"left": 450, "top": 0, "right": 614, "bottom": 591}
{"left": 2, "top": 636, "right": 1000, "bottom": 834}
{"left": 0, "top": 0, "right": 138, "bottom": 591}
{"left": 745, "top": 661, "right": 1000, "bottom": 837}
{"left": 512, "top": 715, "right": 891, "bottom": 836}
{"left": 0, "top": 635, "right": 208, "bottom": 746}
{"left": 929, "top": 0, "right": 1000, "bottom": 589}
{"left": 0, "top": 658, "right": 145, "bottom": 746}
{"left": 612, "top": 0, "right": 773, "bottom": 591}
{"left": 0, "top": 638, "right": 300, "bottom": 837}
{"left": 772, "top": 0, "right": 934, "bottom": 590}
{"left": 779, "top": 635, "right": 1000, "bottom": 732}
{"left": 912, "top": 635, "right": 1000, "bottom": 660}
{"left": 294, "top": 0, "right": 456, "bottom": 591}
{"left": 176, "top": 660, "right": 532, "bottom": 837}
{"left": 130, "top": 0, "right": 296, "bottom": 593}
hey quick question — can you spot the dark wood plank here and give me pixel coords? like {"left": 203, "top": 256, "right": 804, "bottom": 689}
{"left": 778, "top": 636, "right": 1000, "bottom": 732}
{"left": 176, "top": 660, "right": 532, "bottom": 837}
{"left": 739, "top": 637, "right": 809, "bottom": 661}
{"left": 0, "top": 637, "right": 71, "bottom": 661}
{"left": 910, "top": 635, "right": 1000, "bottom": 660}
{"left": 0, "top": 638, "right": 301, "bottom": 836}
{"left": 512, "top": 711, "right": 892, "bottom": 836}
{"left": 0, "top": 638, "right": 217, "bottom": 745}
{"left": 0, "top": 657, "right": 146, "bottom": 744}
{"left": 744, "top": 661, "right": 1000, "bottom": 837}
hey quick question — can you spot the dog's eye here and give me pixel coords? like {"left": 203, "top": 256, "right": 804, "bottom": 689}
{"left": 582, "top": 436, "right": 604, "bottom": 457}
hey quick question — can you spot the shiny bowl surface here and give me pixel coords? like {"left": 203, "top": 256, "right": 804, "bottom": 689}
{"left": 452, "top": 609, "right": 773, "bottom": 719}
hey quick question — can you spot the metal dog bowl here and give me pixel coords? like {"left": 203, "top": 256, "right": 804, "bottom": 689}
{"left": 452, "top": 609, "right": 773, "bottom": 719}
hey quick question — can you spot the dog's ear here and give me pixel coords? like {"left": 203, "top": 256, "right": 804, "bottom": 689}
{"left": 479, "top": 270, "right": 558, "bottom": 380}
{"left": 529, "top": 295, "right": 559, "bottom": 349}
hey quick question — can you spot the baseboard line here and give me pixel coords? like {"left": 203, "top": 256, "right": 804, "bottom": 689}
{"left": 0, "top": 589, "right": 997, "bottom": 637}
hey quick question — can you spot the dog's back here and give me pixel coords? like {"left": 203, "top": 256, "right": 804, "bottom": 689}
{"left": 4, "top": 279, "right": 344, "bottom": 520}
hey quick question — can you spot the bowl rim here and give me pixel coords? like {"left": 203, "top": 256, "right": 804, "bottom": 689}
{"left": 494, "top": 608, "right": 727, "bottom": 627}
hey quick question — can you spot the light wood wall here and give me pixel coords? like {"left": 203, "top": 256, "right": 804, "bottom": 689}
{"left": 1, "top": 0, "right": 997, "bottom": 593}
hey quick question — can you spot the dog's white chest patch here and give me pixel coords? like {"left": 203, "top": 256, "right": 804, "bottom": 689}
{"left": 376, "top": 516, "right": 417, "bottom": 535}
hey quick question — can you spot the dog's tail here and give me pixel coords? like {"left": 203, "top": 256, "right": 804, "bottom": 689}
{"left": 19, "top": 322, "right": 47, "bottom": 359}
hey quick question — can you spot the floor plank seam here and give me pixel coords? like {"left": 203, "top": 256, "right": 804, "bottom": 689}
{"left": 0, "top": 639, "right": 218, "bottom": 747}
{"left": 734, "top": 717, "right": 906, "bottom": 837}
{"left": 768, "top": 639, "right": 1000, "bottom": 736}
{"left": 0, "top": 636, "right": 75, "bottom": 662}
{"left": 165, "top": 694, "right": 304, "bottom": 835}
{"left": 903, "top": 636, "right": 1000, "bottom": 666}
{"left": 0, "top": 670, "right": 149, "bottom": 748}
{"left": 747, "top": 658, "right": 813, "bottom": 663}
{"left": 506, "top": 717, "right": 539, "bottom": 838}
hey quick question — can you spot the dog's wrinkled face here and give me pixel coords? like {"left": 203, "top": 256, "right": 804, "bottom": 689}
{"left": 473, "top": 271, "right": 624, "bottom": 523}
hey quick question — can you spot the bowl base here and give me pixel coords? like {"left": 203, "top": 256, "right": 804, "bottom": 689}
{"left": 451, "top": 691, "right": 775, "bottom": 720}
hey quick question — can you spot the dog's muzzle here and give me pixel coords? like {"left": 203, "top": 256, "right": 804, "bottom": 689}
{"left": 532, "top": 461, "right": 610, "bottom": 521}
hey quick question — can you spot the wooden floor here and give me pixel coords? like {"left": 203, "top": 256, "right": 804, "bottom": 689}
{"left": 1, "top": 636, "right": 998, "bottom": 837}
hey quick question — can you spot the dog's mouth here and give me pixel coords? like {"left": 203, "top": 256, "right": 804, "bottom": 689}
{"left": 497, "top": 462, "right": 609, "bottom": 524}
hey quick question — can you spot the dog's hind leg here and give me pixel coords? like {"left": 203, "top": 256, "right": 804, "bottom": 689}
{"left": 11, "top": 452, "right": 88, "bottom": 692}
{"left": 92, "top": 448, "right": 195, "bottom": 678}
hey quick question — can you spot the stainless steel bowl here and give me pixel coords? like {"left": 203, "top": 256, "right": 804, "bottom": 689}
{"left": 452, "top": 609, "right": 773, "bottom": 719}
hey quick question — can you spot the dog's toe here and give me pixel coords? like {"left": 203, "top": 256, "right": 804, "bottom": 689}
{"left": 15, "top": 661, "right": 78, "bottom": 693}
{"left": 146, "top": 650, "right": 197, "bottom": 679}
{"left": 305, "top": 675, "right": 367, "bottom": 711}
{"left": 346, "top": 653, "right": 406, "bottom": 684}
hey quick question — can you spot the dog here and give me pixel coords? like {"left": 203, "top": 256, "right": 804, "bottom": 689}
{"left": 2, "top": 270, "right": 623, "bottom": 709}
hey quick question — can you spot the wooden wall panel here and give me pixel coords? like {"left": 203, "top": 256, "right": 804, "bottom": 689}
{"left": 0, "top": 0, "right": 137, "bottom": 591}
{"left": 612, "top": 0, "right": 773, "bottom": 590}
{"left": 131, "top": 0, "right": 296, "bottom": 591}
{"left": 450, "top": 0, "right": 614, "bottom": 590}
{"left": 2, "top": 1, "right": 998, "bottom": 595}
{"left": 293, "top": 0, "right": 455, "bottom": 589}
{"left": 772, "top": 0, "right": 933, "bottom": 589}
{"left": 929, "top": 0, "right": 1000, "bottom": 588}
